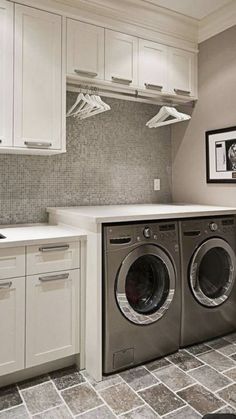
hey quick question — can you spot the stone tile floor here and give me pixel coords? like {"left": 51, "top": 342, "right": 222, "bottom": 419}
{"left": 1, "top": 333, "right": 236, "bottom": 418}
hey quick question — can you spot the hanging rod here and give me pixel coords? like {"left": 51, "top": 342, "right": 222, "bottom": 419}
{"left": 66, "top": 78, "right": 195, "bottom": 108}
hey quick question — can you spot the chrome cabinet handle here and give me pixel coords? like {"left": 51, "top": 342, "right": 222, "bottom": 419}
{"left": 24, "top": 141, "right": 52, "bottom": 149}
{"left": 74, "top": 69, "right": 98, "bottom": 78}
{"left": 39, "top": 273, "right": 69, "bottom": 282}
{"left": 145, "top": 83, "right": 163, "bottom": 90}
{"left": 111, "top": 76, "right": 132, "bottom": 85}
{"left": 39, "top": 245, "right": 70, "bottom": 252}
{"left": 174, "top": 88, "right": 191, "bottom": 95}
{"left": 0, "top": 281, "right": 12, "bottom": 289}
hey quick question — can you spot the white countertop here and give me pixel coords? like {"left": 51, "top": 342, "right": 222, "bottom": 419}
{"left": 0, "top": 224, "right": 87, "bottom": 248}
{"left": 47, "top": 203, "right": 236, "bottom": 224}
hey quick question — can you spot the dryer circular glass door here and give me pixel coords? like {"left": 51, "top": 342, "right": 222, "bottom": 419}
{"left": 115, "top": 244, "right": 176, "bottom": 325}
{"left": 189, "top": 238, "right": 236, "bottom": 307}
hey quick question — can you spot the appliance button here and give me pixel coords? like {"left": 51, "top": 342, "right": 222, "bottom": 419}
{"left": 143, "top": 227, "right": 151, "bottom": 238}
{"left": 154, "top": 234, "right": 157, "bottom": 240}
{"left": 209, "top": 222, "right": 218, "bottom": 232}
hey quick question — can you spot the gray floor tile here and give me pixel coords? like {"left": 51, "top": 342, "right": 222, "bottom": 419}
{"left": 99, "top": 383, "right": 143, "bottom": 415}
{"left": 225, "top": 332, "right": 236, "bottom": 343}
{"left": 153, "top": 364, "right": 195, "bottom": 391}
{"left": 50, "top": 365, "right": 85, "bottom": 390}
{"left": 0, "top": 405, "right": 29, "bottom": 418}
{"left": 231, "top": 353, "right": 236, "bottom": 362}
{"left": 33, "top": 405, "right": 72, "bottom": 418}
{"left": 198, "top": 350, "right": 235, "bottom": 372}
{"left": 163, "top": 405, "right": 201, "bottom": 418}
{"left": 139, "top": 383, "right": 185, "bottom": 416}
{"left": 61, "top": 383, "right": 102, "bottom": 416}
{"left": 82, "top": 371, "right": 122, "bottom": 391}
{"left": 168, "top": 350, "right": 203, "bottom": 371}
{"left": 217, "top": 383, "right": 236, "bottom": 409}
{"left": 21, "top": 382, "right": 61, "bottom": 415}
{"left": 224, "top": 367, "right": 236, "bottom": 381}
{"left": 77, "top": 405, "right": 116, "bottom": 418}
{"left": 0, "top": 385, "right": 22, "bottom": 412}
{"left": 18, "top": 375, "right": 50, "bottom": 390}
{"left": 208, "top": 338, "right": 236, "bottom": 356}
{"left": 186, "top": 343, "right": 211, "bottom": 356}
{"left": 120, "top": 405, "right": 159, "bottom": 418}
{"left": 120, "top": 366, "right": 158, "bottom": 391}
{"left": 145, "top": 358, "right": 171, "bottom": 372}
{"left": 189, "top": 365, "right": 231, "bottom": 392}
{"left": 177, "top": 384, "right": 224, "bottom": 415}
{"left": 215, "top": 405, "right": 236, "bottom": 414}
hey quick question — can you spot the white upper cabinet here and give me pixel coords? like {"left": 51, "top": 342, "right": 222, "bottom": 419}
{"left": 67, "top": 19, "right": 104, "bottom": 80}
{"left": 138, "top": 39, "right": 168, "bottom": 93}
{"left": 168, "top": 48, "right": 196, "bottom": 97}
{"left": 0, "top": 0, "right": 13, "bottom": 147}
{"left": 14, "top": 5, "right": 63, "bottom": 151}
{"left": 105, "top": 30, "right": 138, "bottom": 87}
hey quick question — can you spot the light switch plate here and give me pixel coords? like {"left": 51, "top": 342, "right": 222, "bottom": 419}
{"left": 154, "top": 178, "right": 160, "bottom": 191}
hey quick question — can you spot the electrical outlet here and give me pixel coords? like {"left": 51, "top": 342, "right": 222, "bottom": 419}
{"left": 154, "top": 179, "right": 161, "bottom": 191}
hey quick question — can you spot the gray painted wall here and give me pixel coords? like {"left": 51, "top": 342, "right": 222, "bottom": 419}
{"left": 172, "top": 25, "right": 236, "bottom": 206}
{"left": 0, "top": 93, "right": 172, "bottom": 225}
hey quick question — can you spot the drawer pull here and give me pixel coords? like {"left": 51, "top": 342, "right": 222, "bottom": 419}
{"left": 145, "top": 83, "right": 163, "bottom": 90}
{"left": 0, "top": 281, "right": 12, "bottom": 289}
{"left": 24, "top": 141, "right": 52, "bottom": 149}
{"left": 174, "top": 88, "right": 191, "bottom": 96}
{"left": 111, "top": 76, "right": 132, "bottom": 85}
{"left": 74, "top": 69, "right": 98, "bottom": 78}
{"left": 39, "top": 273, "right": 69, "bottom": 282}
{"left": 39, "top": 245, "right": 70, "bottom": 252}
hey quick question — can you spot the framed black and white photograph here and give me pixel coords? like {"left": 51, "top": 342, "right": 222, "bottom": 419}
{"left": 206, "top": 126, "right": 236, "bottom": 183}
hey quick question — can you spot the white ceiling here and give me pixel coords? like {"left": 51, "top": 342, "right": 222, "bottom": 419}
{"left": 142, "top": 0, "right": 232, "bottom": 20}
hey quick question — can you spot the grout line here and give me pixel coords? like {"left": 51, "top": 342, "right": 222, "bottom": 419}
{"left": 50, "top": 379, "right": 75, "bottom": 418}
{"left": 30, "top": 403, "right": 65, "bottom": 417}
{"left": 74, "top": 403, "right": 105, "bottom": 417}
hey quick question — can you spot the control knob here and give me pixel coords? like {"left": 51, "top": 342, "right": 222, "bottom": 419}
{"left": 209, "top": 222, "right": 218, "bottom": 232}
{"left": 143, "top": 227, "right": 151, "bottom": 238}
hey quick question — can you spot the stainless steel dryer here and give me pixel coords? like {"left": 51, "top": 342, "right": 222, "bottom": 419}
{"left": 179, "top": 216, "right": 236, "bottom": 348}
{"left": 103, "top": 221, "right": 181, "bottom": 374}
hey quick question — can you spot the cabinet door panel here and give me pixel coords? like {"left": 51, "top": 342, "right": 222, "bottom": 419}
{"left": 0, "top": 277, "right": 25, "bottom": 376}
{"left": 169, "top": 48, "right": 196, "bottom": 97}
{"left": 14, "top": 5, "right": 62, "bottom": 150}
{"left": 0, "top": 0, "right": 13, "bottom": 147}
{"left": 67, "top": 19, "right": 104, "bottom": 80}
{"left": 105, "top": 30, "right": 138, "bottom": 87}
{"left": 26, "top": 270, "right": 79, "bottom": 367}
{"left": 138, "top": 39, "right": 168, "bottom": 92}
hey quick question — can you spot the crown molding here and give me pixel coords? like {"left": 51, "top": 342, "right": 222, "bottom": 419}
{"left": 12, "top": 0, "right": 198, "bottom": 51}
{"left": 198, "top": 0, "right": 236, "bottom": 43}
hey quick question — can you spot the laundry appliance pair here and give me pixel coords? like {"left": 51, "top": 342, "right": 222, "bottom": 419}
{"left": 102, "top": 216, "right": 236, "bottom": 374}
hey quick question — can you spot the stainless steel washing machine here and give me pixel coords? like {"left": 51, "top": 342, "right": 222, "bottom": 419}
{"left": 102, "top": 221, "right": 181, "bottom": 374}
{"left": 179, "top": 216, "right": 236, "bottom": 348}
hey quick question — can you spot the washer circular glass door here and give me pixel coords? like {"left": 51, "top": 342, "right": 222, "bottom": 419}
{"left": 189, "top": 238, "right": 236, "bottom": 307}
{"left": 115, "top": 244, "right": 176, "bottom": 325}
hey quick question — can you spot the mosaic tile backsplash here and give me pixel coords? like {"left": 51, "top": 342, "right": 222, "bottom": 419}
{"left": 0, "top": 93, "right": 172, "bottom": 225}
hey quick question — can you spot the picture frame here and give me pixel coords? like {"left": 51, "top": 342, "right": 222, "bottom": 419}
{"left": 206, "top": 126, "right": 236, "bottom": 183}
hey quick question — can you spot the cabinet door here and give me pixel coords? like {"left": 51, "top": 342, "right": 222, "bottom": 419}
{"left": 26, "top": 270, "right": 79, "bottom": 367}
{"left": 138, "top": 39, "right": 168, "bottom": 93}
{"left": 67, "top": 19, "right": 104, "bottom": 80}
{"left": 168, "top": 47, "right": 196, "bottom": 97}
{"left": 14, "top": 5, "right": 63, "bottom": 150}
{"left": 0, "top": 0, "right": 13, "bottom": 147}
{"left": 105, "top": 30, "right": 138, "bottom": 87}
{"left": 0, "top": 277, "right": 25, "bottom": 376}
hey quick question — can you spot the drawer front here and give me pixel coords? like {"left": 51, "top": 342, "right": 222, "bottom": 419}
{"left": 26, "top": 269, "right": 79, "bottom": 367}
{"left": 27, "top": 241, "right": 80, "bottom": 275}
{"left": 0, "top": 247, "right": 25, "bottom": 279}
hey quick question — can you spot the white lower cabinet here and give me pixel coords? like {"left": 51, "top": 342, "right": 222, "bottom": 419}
{"left": 26, "top": 269, "right": 79, "bottom": 368}
{"left": 0, "top": 277, "right": 25, "bottom": 376}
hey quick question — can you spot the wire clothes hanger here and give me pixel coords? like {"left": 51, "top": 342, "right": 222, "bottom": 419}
{"left": 146, "top": 106, "right": 191, "bottom": 128}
